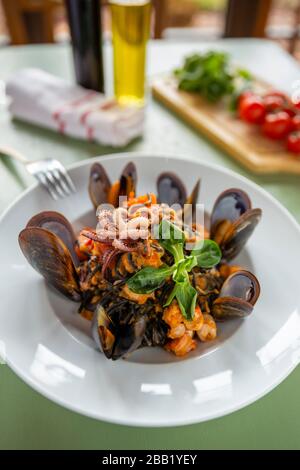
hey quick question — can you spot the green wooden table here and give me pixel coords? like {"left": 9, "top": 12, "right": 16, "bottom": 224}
{"left": 1, "top": 39, "right": 300, "bottom": 450}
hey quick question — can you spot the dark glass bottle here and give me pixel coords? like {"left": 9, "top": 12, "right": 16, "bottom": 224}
{"left": 65, "top": 0, "right": 104, "bottom": 92}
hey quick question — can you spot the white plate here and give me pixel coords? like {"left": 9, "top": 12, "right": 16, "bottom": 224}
{"left": 1, "top": 153, "right": 300, "bottom": 427}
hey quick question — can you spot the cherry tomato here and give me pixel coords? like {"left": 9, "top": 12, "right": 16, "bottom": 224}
{"left": 263, "top": 94, "right": 285, "bottom": 112}
{"left": 237, "top": 90, "right": 254, "bottom": 105}
{"left": 282, "top": 107, "right": 296, "bottom": 118}
{"left": 287, "top": 131, "right": 300, "bottom": 154}
{"left": 294, "top": 101, "right": 300, "bottom": 110}
{"left": 262, "top": 111, "right": 292, "bottom": 140}
{"left": 264, "top": 90, "right": 287, "bottom": 100}
{"left": 291, "top": 114, "right": 300, "bottom": 131}
{"left": 263, "top": 91, "right": 295, "bottom": 116}
{"left": 239, "top": 95, "right": 266, "bottom": 124}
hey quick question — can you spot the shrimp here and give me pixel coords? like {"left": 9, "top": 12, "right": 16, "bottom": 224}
{"left": 168, "top": 323, "right": 186, "bottom": 339}
{"left": 165, "top": 333, "right": 196, "bottom": 357}
{"left": 121, "top": 284, "right": 155, "bottom": 305}
{"left": 163, "top": 301, "right": 182, "bottom": 328}
{"left": 184, "top": 306, "right": 204, "bottom": 331}
{"left": 197, "top": 314, "right": 217, "bottom": 342}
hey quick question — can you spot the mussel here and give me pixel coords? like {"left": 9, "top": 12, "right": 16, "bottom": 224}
{"left": 18, "top": 211, "right": 81, "bottom": 301}
{"left": 157, "top": 172, "right": 201, "bottom": 222}
{"left": 92, "top": 302, "right": 147, "bottom": 360}
{"left": 26, "top": 211, "right": 79, "bottom": 267}
{"left": 212, "top": 270, "right": 260, "bottom": 320}
{"left": 89, "top": 161, "right": 137, "bottom": 209}
{"left": 210, "top": 189, "right": 262, "bottom": 261}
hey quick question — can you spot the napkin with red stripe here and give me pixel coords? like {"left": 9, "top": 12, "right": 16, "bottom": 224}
{"left": 6, "top": 68, "right": 144, "bottom": 147}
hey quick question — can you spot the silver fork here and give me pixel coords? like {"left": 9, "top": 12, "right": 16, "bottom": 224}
{"left": 0, "top": 146, "right": 76, "bottom": 200}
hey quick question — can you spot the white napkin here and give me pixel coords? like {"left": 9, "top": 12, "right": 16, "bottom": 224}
{"left": 6, "top": 68, "right": 144, "bottom": 147}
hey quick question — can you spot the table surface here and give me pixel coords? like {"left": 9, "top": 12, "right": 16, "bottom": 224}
{"left": 1, "top": 39, "right": 300, "bottom": 450}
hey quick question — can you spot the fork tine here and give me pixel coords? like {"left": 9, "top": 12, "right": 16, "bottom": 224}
{"left": 45, "top": 170, "right": 65, "bottom": 198}
{"left": 50, "top": 168, "right": 70, "bottom": 197}
{"left": 56, "top": 162, "right": 76, "bottom": 193}
{"left": 52, "top": 168, "right": 71, "bottom": 196}
{"left": 35, "top": 172, "right": 58, "bottom": 201}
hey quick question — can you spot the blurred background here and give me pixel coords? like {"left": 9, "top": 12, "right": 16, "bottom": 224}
{"left": 1, "top": 0, "right": 300, "bottom": 58}
{"left": 1, "top": 1, "right": 300, "bottom": 58}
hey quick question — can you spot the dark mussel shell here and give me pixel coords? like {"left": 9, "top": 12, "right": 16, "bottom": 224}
{"left": 220, "top": 209, "right": 262, "bottom": 261}
{"left": 183, "top": 179, "right": 201, "bottom": 223}
{"left": 19, "top": 227, "right": 81, "bottom": 301}
{"left": 142, "top": 315, "right": 168, "bottom": 347}
{"left": 88, "top": 163, "right": 111, "bottom": 209}
{"left": 26, "top": 211, "right": 79, "bottom": 267}
{"left": 210, "top": 189, "right": 262, "bottom": 261}
{"left": 92, "top": 303, "right": 147, "bottom": 360}
{"left": 119, "top": 162, "right": 137, "bottom": 198}
{"left": 157, "top": 172, "right": 187, "bottom": 207}
{"left": 212, "top": 270, "right": 260, "bottom": 320}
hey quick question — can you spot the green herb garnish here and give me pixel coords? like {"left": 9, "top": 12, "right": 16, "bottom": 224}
{"left": 174, "top": 51, "right": 252, "bottom": 105}
{"left": 126, "top": 220, "right": 222, "bottom": 320}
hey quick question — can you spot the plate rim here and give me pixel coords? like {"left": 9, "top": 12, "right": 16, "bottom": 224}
{"left": 1, "top": 151, "right": 300, "bottom": 427}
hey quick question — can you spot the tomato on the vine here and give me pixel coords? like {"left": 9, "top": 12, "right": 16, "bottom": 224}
{"left": 287, "top": 131, "right": 300, "bottom": 154}
{"left": 239, "top": 95, "right": 266, "bottom": 124}
{"left": 263, "top": 94, "right": 285, "bottom": 112}
{"left": 291, "top": 114, "right": 300, "bottom": 131}
{"left": 262, "top": 111, "right": 292, "bottom": 140}
{"left": 263, "top": 91, "right": 295, "bottom": 116}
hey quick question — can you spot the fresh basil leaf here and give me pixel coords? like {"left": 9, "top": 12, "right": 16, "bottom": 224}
{"left": 175, "top": 282, "right": 198, "bottom": 320}
{"left": 126, "top": 265, "right": 174, "bottom": 294}
{"left": 191, "top": 239, "right": 222, "bottom": 268}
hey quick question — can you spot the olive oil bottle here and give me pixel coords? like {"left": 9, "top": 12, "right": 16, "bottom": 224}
{"left": 110, "top": 0, "right": 151, "bottom": 105}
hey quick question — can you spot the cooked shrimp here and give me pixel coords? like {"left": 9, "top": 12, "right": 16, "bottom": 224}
{"left": 121, "top": 284, "right": 155, "bottom": 305}
{"left": 197, "top": 314, "right": 217, "bottom": 342}
{"left": 184, "top": 306, "right": 204, "bottom": 331}
{"left": 163, "top": 301, "right": 182, "bottom": 328}
{"left": 168, "top": 323, "right": 186, "bottom": 339}
{"left": 165, "top": 333, "right": 196, "bottom": 356}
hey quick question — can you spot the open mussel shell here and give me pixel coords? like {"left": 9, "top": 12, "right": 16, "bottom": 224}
{"left": 92, "top": 303, "right": 147, "bottom": 360}
{"left": 210, "top": 188, "right": 262, "bottom": 261}
{"left": 119, "top": 162, "right": 137, "bottom": 198}
{"left": 220, "top": 208, "right": 262, "bottom": 261}
{"left": 183, "top": 179, "right": 201, "bottom": 223}
{"left": 88, "top": 162, "right": 111, "bottom": 209}
{"left": 212, "top": 270, "right": 260, "bottom": 320}
{"left": 26, "top": 211, "right": 79, "bottom": 267}
{"left": 157, "top": 172, "right": 187, "bottom": 207}
{"left": 210, "top": 189, "right": 251, "bottom": 241}
{"left": 19, "top": 227, "right": 81, "bottom": 302}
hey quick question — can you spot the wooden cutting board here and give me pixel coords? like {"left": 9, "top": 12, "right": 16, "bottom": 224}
{"left": 152, "top": 76, "right": 300, "bottom": 176}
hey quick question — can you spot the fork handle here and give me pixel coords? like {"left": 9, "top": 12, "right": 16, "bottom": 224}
{"left": 0, "top": 146, "right": 29, "bottom": 164}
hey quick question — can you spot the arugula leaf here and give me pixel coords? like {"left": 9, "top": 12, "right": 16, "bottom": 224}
{"left": 191, "top": 239, "right": 222, "bottom": 268}
{"left": 126, "top": 264, "right": 175, "bottom": 294}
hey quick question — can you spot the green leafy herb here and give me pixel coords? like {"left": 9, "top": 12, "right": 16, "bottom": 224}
{"left": 191, "top": 239, "right": 222, "bottom": 269}
{"left": 174, "top": 51, "right": 252, "bottom": 105}
{"left": 126, "top": 221, "right": 222, "bottom": 320}
{"left": 126, "top": 264, "right": 175, "bottom": 294}
{"left": 175, "top": 283, "right": 198, "bottom": 321}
